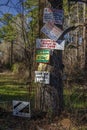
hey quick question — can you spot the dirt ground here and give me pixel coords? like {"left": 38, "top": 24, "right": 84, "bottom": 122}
{"left": 0, "top": 108, "right": 87, "bottom": 130}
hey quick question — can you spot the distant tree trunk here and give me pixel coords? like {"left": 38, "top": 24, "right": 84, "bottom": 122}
{"left": 36, "top": 0, "right": 64, "bottom": 116}
{"left": 35, "top": 0, "right": 45, "bottom": 110}
{"left": 10, "top": 40, "right": 13, "bottom": 67}
{"left": 83, "top": 3, "right": 87, "bottom": 70}
{"left": 76, "top": 3, "right": 79, "bottom": 64}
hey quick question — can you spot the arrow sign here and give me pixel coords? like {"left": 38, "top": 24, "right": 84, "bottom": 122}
{"left": 36, "top": 39, "right": 65, "bottom": 50}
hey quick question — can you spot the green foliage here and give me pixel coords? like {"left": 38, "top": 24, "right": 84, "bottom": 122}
{"left": 0, "top": 73, "right": 29, "bottom": 102}
{"left": 0, "top": 13, "right": 13, "bottom": 25}
{"left": 0, "top": 13, "right": 17, "bottom": 42}
{"left": 24, "top": 0, "right": 39, "bottom": 44}
{"left": 11, "top": 63, "right": 20, "bottom": 73}
{"left": 2, "top": 25, "right": 16, "bottom": 42}
{"left": 64, "top": 86, "right": 87, "bottom": 109}
{"left": 24, "top": 0, "right": 38, "bottom": 7}
{"left": 63, "top": 0, "right": 69, "bottom": 16}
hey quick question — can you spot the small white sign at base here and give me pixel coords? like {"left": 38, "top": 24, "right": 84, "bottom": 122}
{"left": 35, "top": 71, "right": 50, "bottom": 84}
{"left": 13, "top": 100, "right": 31, "bottom": 118}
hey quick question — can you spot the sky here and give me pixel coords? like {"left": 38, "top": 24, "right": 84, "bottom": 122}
{"left": 0, "top": 0, "right": 37, "bottom": 28}
{"left": 0, "top": 0, "right": 24, "bottom": 28}
{"left": 0, "top": 0, "right": 25, "bottom": 17}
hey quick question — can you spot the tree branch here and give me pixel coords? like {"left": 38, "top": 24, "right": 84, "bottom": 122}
{"left": 68, "top": 0, "right": 87, "bottom": 4}
{"left": 58, "top": 23, "right": 87, "bottom": 40}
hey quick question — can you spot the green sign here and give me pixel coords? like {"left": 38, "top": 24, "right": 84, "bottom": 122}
{"left": 36, "top": 49, "right": 50, "bottom": 63}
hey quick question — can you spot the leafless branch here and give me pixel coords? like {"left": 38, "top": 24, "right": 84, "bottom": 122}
{"left": 58, "top": 23, "right": 87, "bottom": 40}
{"left": 0, "top": 0, "right": 10, "bottom": 6}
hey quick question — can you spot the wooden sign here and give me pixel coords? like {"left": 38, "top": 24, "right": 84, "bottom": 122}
{"left": 43, "top": 8, "right": 63, "bottom": 25}
{"left": 35, "top": 71, "right": 50, "bottom": 84}
{"left": 36, "top": 39, "right": 65, "bottom": 50}
{"left": 41, "top": 22, "right": 63, "bottom": 41}
{"left": 13, "top": 100, "right": 31, "bottom": 118}
{"left": 36, "top": 49, "right": 50, "bottom": 63}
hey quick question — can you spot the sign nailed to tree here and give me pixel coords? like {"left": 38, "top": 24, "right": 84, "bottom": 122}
{"left": 13, "top": 100, "right": 31, "bottom": 118}
{"left": 36, "top": 49, "right": 50, "bottom": 63}
{"left": 35, "top": 71, "right": 50, "bottom": 84}
{"left": 41, "top": 22, "right": 63, "bottom": 41}
{"left": 36, "top": 39, "right": 65, "bottom": 50}
{"left": 43, "top": 8, "right": 64, "bottom": 25}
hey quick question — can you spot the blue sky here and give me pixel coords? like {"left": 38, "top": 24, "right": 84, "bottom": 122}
{"left": 0, "top": 0, "right": 37, "bottom": 28}
{"left": 0, "top": 0, "right": 25, "bottom": 16}
{"left": 0, "top": 0, "right": 23, "bottom": 28}
{"left": 0, "top": 0, "right": 37, "bottom": 17}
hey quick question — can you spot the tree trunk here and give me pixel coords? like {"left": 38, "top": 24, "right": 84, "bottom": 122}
{"left": 10, "top": 40, "right": 13, "bottom": 67}
{"left": 36, "top": 0, "right": 64, "bottom": 116}
{"left": 83, "top": 3, "right": 87, "bottom": 81}
{"left": 83, "top": 3, "right": 87, "bottom": 71}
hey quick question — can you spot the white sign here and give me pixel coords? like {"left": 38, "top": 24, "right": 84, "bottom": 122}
{"left": 35, "top": 71, "right": 50, "bottom": 84}
{"left": 41, "top": 22, "right": 63, "bottom": 41}
{"left": 36, "top": 39, "right": 65, "bottom": 50}
{"left": 13, "top": 100, "right": 31, "bottom": 118}
{"left": 43, "top": 8, "right": 64, "bottom": 25}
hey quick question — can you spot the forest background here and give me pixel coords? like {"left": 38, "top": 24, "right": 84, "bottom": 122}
{"left": 0, "top": 0, "right": 87, "bottom": 129}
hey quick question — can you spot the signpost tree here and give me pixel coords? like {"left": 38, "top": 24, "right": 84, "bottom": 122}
{"left": 35, "top": 0, "right": 64, "bottom": 115}
{"left": 47, "top": 0, "right": 64, "bottom": 115}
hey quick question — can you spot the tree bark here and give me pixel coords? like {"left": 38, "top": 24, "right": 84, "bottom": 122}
{"left": 36, "top": 0, "right": 64, "bottom": 116}
{"left": 10, "top": 40, "right": 13, "bottom": 67}
{"left": 83, "top": 3, "right": 87, "bottom": 70}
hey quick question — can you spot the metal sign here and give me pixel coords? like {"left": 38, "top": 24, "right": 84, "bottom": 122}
{"left": 36, "top": 39, "right": 65, "bottom": 50}
{"left": 36, "top": 49, "right": 50, "bottom": 63}
{"left": 41, "top": 22, "right": 63, "bottom": 41}
{"left": 43, "top": 8, "right": 64, "bottom": 25}
{"left": 35, "top": 71, "right": 50, "bottom": 84}
{"left": 13, "top": 100, "right": 31, "bottom": 118}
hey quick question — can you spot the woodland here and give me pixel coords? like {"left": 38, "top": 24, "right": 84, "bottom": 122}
{"left": 0, "top": 0, "right": 87, "bottom": 130}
